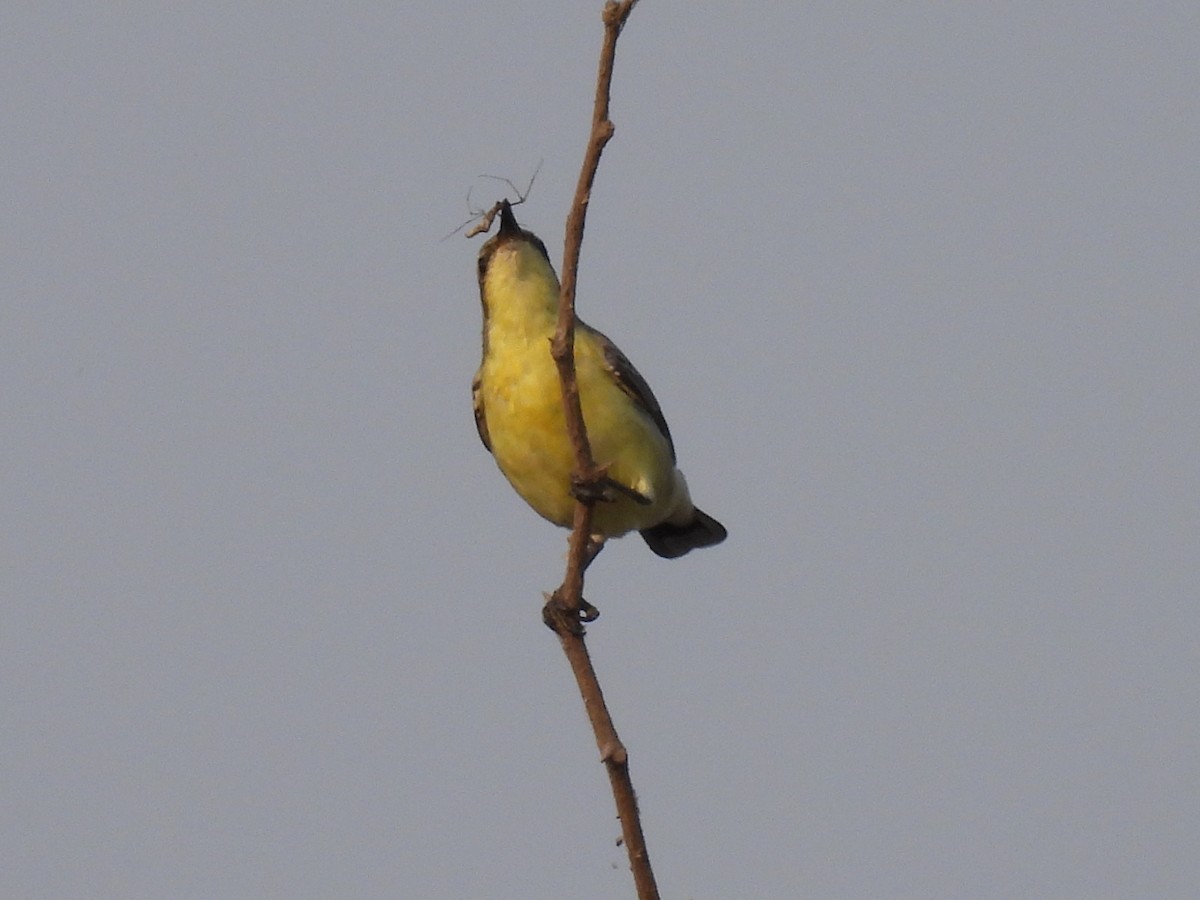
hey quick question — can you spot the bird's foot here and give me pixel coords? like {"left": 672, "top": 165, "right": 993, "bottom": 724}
{"left": 542, "top": 591, "right": 600, "bottom": 636}
{"left": 569, "top": 469, "right": 651, "bottom": 507}
{"left": 569, "top": 468, "right": 616, "bottom": 505}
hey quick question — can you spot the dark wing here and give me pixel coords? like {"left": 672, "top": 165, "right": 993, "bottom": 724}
{"left": 583, "top": 322, "right": 676, "bottom": 463}
{"left": 471, "top": 368, "right": 492, "bottom": 453}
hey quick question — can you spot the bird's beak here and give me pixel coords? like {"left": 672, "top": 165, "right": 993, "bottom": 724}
{"left": 498, "top": 200, "right": 520, "bottom": 236}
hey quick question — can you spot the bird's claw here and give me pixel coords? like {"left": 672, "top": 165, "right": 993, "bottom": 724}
{"left": 542, "top": 592, "right": 600, "bottom": 635}
{"left": 569, "top": 471, "right": 651, "bottom": 508}
{"left": 569, "top": 470, "right": 617, "bottom": 505}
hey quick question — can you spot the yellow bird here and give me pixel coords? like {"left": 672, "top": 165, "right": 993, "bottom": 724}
{"left": 472, "top": 201, "right": 726, "bottom": 558}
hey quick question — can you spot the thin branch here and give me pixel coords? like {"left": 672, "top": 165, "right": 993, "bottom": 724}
{"left": 550, "top": 0, "right": 638, "bottom": 613}
{"left": 543, "top": 3, "right": 658, "bottom": 899}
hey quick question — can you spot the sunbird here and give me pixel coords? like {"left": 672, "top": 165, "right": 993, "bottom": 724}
{"left": 472, "top": 201, "right": 726, "bottom": 558}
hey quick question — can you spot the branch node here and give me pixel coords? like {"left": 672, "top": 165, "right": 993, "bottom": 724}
{"left": 601, "top": 741, "right": 629, "bottom": 766}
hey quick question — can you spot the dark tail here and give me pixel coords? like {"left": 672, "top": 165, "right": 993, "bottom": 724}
{"left": 640, "top": 508, "right": 727, "bottom": 559}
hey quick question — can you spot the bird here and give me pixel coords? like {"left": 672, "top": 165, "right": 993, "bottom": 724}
{"left": 471, "top": 200, "right": 726, "bottom": 558}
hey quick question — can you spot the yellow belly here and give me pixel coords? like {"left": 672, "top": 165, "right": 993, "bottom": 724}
{"left": 480, "top": 335, "right": 676, "bottom": 536}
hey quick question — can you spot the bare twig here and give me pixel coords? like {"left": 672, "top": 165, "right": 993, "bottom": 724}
{"left": 542, "top": 3, "right": 659, "bottom": 899}
{"left": 550, "top": 0, "right": 638, "bottom": 614}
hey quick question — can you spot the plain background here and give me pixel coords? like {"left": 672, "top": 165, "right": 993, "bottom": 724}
{"left": 4, "top": 4, "right": 1198, "bottom": 898}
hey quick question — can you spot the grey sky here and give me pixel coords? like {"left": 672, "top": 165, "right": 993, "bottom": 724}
{"left": 4, "top": 4, "right": 1198, "bottom": 898}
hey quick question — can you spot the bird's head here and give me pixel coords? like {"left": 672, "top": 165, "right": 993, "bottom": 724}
{"left": 476, "top": 201, "right": 559, "bottom": 307}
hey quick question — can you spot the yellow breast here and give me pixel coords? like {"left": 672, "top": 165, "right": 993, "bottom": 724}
{"left": 479, "top": 322, "right": 676, "bottom": 536}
